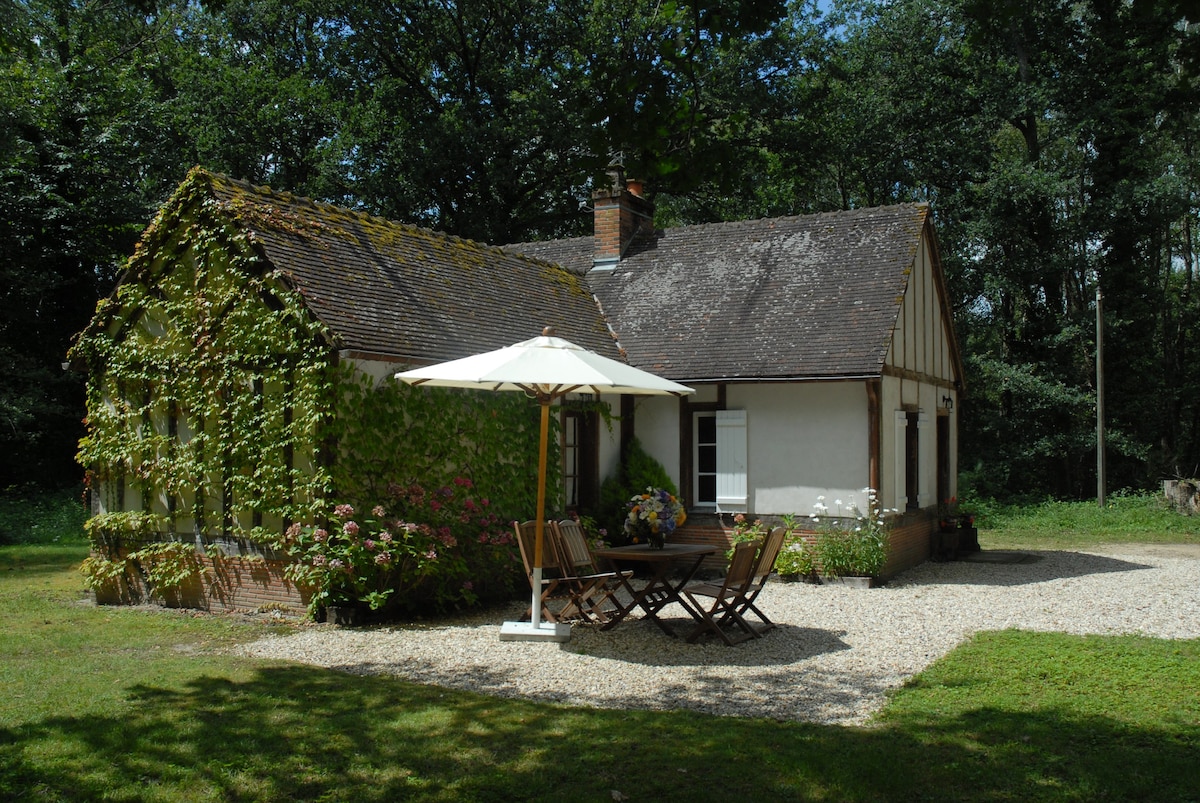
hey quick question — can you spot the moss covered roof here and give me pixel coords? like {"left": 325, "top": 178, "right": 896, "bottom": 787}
{"left": 197, "top": 169, "right": 618, "bottom": 362}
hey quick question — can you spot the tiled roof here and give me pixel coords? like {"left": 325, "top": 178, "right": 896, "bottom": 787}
{"left": 200, "top": 171, "right": 619, "bottom": 363}
{"left": 512, "top": 205, "right": 929, "bottom": 381}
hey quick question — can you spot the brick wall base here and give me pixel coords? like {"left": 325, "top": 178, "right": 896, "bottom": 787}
{"left": 672, "top": 511, "right": 940, "bottom": 580}
{"left": 93, "top": 548, "right": 310, "bottom": 616}
{"left": 93, "top": 512, "right": 943, "bottom": 612}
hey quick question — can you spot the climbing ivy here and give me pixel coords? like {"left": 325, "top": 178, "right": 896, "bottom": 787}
{"left": 332, "top": 365, "right": 553, "bottom": 520}
{"left": 69, "top": 168, "right": 550, "bottom": 606}
{"left": 71, "top": 169, "right": 335, "bottom": 551}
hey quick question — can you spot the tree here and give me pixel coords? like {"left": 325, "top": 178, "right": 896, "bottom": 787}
{"left": 0, "top": 0, "right": 184, "bottom": 488}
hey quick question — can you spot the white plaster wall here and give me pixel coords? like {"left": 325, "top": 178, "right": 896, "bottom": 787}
{"left": 633, "top": 394, "right": 683, "bottom": 490}
{"left": 352, "top": 358, "right": 402, "bottom": 383}
{"left": 592, "top": 393, "right": 622, "bottom": 484}
{"left": 880, "top": 374, "right": 956, "bottom": 512}
{"left": 726, "top": 382, "right": 871, "bottom": 517}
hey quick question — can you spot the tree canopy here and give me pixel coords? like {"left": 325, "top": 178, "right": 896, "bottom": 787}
{"left": 3, "top": 0, "right": 1199, "bottom": 502}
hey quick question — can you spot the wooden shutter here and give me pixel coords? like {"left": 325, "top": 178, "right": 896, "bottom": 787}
{"left": 917, "top": 411, "right": 931, "bottom": 507}
{"left": 894, "top": 410, "right": 908, "bottom": 508}
{"left": 715, "top": 409, "right": 748, "bottom": 509}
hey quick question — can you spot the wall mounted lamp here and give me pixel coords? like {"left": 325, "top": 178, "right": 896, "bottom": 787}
{"left": 942, "top": 395, "right": 954, "bottom": 412}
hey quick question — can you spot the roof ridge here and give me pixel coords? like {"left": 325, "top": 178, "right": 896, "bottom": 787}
{"left": 651, "top": 202, "right": 930, "bottom": 238}
{"left": 199, "top": 167, "right": 518, "bottom": 259}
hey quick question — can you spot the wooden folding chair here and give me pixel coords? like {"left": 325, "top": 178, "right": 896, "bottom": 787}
{"left": 724, "top": 526, "right": 787, "bottom": 635}
{"left": 550, "top": 519, "right": 634, "bottom": 623}
{"left": 512, "top": 520, "right": 573, "bottom": 623}
{"left": 681, "top": 539, "right": 760, "bottom": 645}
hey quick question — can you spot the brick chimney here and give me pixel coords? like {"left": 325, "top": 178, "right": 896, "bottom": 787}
{"left": 592, "top": 165, "right": 654, "bottom": 271}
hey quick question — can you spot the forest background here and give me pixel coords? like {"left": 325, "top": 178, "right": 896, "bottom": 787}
{"left": 4, "top": 0, "right": 1200, "bottom": 504}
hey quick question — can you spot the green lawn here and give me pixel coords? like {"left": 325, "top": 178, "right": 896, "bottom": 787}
{"left": 2, "top": 501, "right": 1199, "bottom": 801}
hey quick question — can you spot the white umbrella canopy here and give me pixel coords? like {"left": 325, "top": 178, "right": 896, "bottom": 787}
{"left": 396, "top": 330, "right": 692, "bottom": 399}
{"left": 396, "top": 327, "right": 694, "bottom": 642}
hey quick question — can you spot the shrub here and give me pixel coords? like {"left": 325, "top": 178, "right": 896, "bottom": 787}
{"left": 598, "top": 438, "right": 678, "bottom": 545}
{"left": 0, "top": 488, "right": 89, "bottom": 545}
{"left": 723, "top": 513, "right": 767, "bottom": 562}
{"left": 272, "top": 478, "right": 520, "bottom": 618}
{"left": 774, "top": 535, "right": 816, "bottom": 578}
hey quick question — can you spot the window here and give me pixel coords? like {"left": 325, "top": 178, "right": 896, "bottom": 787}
{"left": 894, "top": 409, "right": 928, "bottom": 511}
{"left": 695, "top": 413, "right": 717, "bottom": 506}
{"left": 562, "top": 412, "right": 581, "bottom": 509}
{"left": 693, "top": 410, "right": 747, "bottom": 511}
{"left": 561, "top": 407, "right": 598, "bottom": 512}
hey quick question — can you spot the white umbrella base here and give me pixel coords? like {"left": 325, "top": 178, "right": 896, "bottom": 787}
{"left": 499, "top": 620, "right": 572, "bottom": 642}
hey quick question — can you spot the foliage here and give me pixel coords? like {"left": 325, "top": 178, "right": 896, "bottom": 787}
{"left": 273, "top": 483, "right": 519, "bottom": 617}
{"left": 0, "top": 1, "right": 183, "bottom": 488}
{"left": 70, "top": 169, "right": 337, "bottom": 539}
{"left": 774, "top": 516, "right": 817, "bottom": 578}
{"left": 8, "top": 0, "right": 1200, "bottom": 507}
{"left": 78, "top": 510, "right": 204, "bottom": 599}
{"left": 69, "top": 171, "right": 536, "bottom": 614}
{"left": 567, "top": 512, "right": 608, "bottom": 551}
{"left": 810, "top": 489, "right": 893, "bottom": 578}
{"left": 330, "top": 367, "right": 545, "bottom": 524}
{"left": 774, "top": 533, "right": 816, "bottom": 578}
{"left": 0, "top": 488, "right": 88, "bottom": 546}
{"left": 599, "top": 438, "right": 678, "bottom": 544}
{"left": 979, "top": 492, "right": 1200, "bottom": 550}
{"left": 723, "top": 512, "right": 768, "bottom": 562}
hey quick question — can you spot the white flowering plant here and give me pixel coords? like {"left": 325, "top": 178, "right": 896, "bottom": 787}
{"left": 809, "top": 488, "right": 895, "bottom": 578}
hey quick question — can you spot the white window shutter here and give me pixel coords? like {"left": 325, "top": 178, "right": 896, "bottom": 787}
{"left": 894, "top": 411, "right": 908, "bottom": 507}
{"left": 917, "top": 412, "right": 930, "bottom": 507}
{"left": 715, "top": 409, "right": 747, "bottom": 509}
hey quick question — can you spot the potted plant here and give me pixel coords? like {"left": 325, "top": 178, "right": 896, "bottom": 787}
{"left": 810, "top": 490, "right": 893, "bottom": 587}
{"left": 938, "top": 496, "right": 959, "bottom": 531}
{"left": 957, "top": 508, "right": 980, "bottom": 553}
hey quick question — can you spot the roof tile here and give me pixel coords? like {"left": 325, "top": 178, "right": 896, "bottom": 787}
{"left": 512, "top": 205, "right": 929, "bottom": 381}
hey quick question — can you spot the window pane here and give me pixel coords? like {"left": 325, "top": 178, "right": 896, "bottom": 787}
{"left": 698, "top": 475, "right": 716, "bottom": 503}
{"left": 698, "top": 414, "right": 716, "bottom": 443}
{"left": 698, "top": 444, "right": 716, "bottom": 473}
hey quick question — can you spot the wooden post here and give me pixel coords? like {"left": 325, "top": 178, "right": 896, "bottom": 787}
{"left": 1097, "top": 286, "right": 1106, "bottom": 508}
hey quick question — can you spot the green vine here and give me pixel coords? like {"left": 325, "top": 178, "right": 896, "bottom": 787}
{"left": 70, "top": 168, "right": 549, "bottom": 610}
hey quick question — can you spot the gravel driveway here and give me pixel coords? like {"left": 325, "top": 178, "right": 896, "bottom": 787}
{"left": 233, "top": 546, "right": 1200, "bottom": 725}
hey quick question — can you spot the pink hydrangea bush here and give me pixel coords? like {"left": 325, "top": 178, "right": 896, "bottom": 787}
{"left": 275, "top": 477, "right": 519, "bottom": 618}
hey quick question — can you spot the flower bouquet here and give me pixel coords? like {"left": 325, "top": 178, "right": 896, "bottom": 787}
{"left": 624, "top": 487, "right": 687, "bottom": 549}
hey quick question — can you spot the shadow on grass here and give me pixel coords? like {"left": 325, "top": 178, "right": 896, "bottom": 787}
{"left": 0, "top": 544, "right": 88, "bottom": 577}
{"left": 1, "top": 664, "right": 1195, "bottom": 801}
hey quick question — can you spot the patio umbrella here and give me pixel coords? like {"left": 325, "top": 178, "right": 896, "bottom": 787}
{"left": 396, "top": 327, "right": 694, "bottom": 642}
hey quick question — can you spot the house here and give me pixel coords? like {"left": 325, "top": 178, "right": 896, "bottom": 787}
{"left": 510, "top": 171, "right": 964, "bottom": 574}
{"left": 73, "top": 166, "right": 962, "bottom": 613}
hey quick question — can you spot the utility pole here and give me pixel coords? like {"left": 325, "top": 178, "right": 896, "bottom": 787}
{"left": 1096, "top": 285, "right": 1106, "bottom": 508}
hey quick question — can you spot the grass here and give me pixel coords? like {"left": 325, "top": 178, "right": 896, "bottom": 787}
{"left": 974, "top": 492, "right": 1200, "bottom": 550}
{"left": 1, "top": 497, "right": 1198, "bottom": 800}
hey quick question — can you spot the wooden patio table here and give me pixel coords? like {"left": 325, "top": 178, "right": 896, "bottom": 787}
{"left": 592, "top": 543, "right": 719, "bottom": 636}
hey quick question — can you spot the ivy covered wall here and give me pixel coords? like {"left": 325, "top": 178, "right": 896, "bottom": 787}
{"left": 69, "top": 173, "right": 548, "bottom": 611}
{"left": 72, "top": 173, "right": 336, "bottom": 545}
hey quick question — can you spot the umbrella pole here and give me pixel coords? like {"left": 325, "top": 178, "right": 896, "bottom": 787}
{"left": 501, "top": 398, "right": 570, "bottom": 642}
{"left": 531, "top": 401, "right": 550, "bottom": 628}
